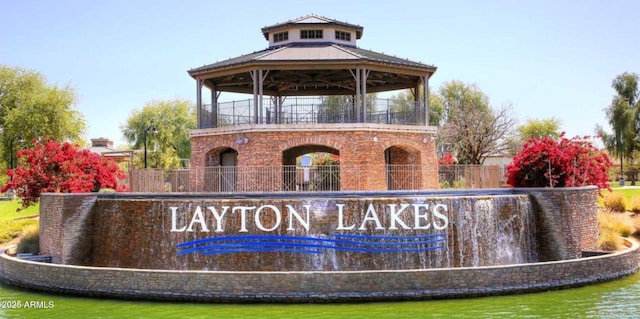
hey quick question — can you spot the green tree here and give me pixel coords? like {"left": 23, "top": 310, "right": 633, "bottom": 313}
{"left": 439, "top": 80, "right": 490, "bottom": 123}
{"left": 0, "top": 65, "right": 86, "bottom": 183}
{"left": 317, "top": 94, "right": 377, "bottom": 123}
{"left": 517, "top": 118, "right": 561, "bottom": 141}
{"left": 121, "top": 99, "right": 196, "bottom": 169}
{"left": 600, "top": 72, "right": 639, "bottom": 180}
{"left": 506, "top": 118, "right": 561, "bottom": 156}
{"left": 390, "top": 89, "right": 444, "bottom": 126}
{"left": 318, "top": 95, "right": 354, "bottom": 123}
{"left": 436, "top": 81, "right": 516, "bottom": 164}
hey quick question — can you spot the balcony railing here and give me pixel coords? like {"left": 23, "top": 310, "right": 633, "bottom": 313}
{"left": 127, "top": 165, "right": 505, "bottom": 193}
{"left": 198, "top": 96, "right": 431, "bottom": 129}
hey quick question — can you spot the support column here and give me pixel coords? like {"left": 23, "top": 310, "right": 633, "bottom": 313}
{"left": 259, "top": 70, "right": 269, "bottom": 124}
{"left": 354, "top": 69, "right": 361, "bottom": 122}
{"left": 251, "top": 70, "right": 259, "bottom": 124}
{"left": 211, "top": 85, "right": 220, "bottom": 128}
{"left": 196, "top": 79, "right": 203, "bottom": 129}
{"left": 361, "top": 69, "right": 369, "bottom": 123}
{"left": 270, "top": 95, "right": 282, "bottom": 124}
{"left": 413, "top": 81, "right": 421, "bottom": 125}
{"left": 423, "top": 75, "right": 430, "bottom": 126}
{"left": 275, "top": 95, "right": 285, "bottom": 124}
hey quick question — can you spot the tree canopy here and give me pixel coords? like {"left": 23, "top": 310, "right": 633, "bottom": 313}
{"left": 0, "top": 65, "right": 86, "bottom": 183}
{"left": 121, "top": 98, "right": 196, "bottom": 169}
{"left": 599, "top": 72, "right": 640, "bottom": 178}
{"left": 436, "top": 81, "right": 516, "bottom": 164}
{"left": 389, "top": 89, "right": 444, "bottom": 126}
{"left": 507, "top": 117, "right": 563, "bottom": 154}
{"left": 517, "top": 118, "right": 562, "bottom": 141}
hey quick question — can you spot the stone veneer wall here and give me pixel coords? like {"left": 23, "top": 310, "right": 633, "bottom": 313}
{"left": 0, "top": 186, "right": 614, "bottom": 302}
{"left": 1, "top": 238, "right": 638, "bottom": 302}
{"left": 38, "top": 194, "right": 97, "bottom": 265}
{"left": 37, "top": 187, "right": 600, "bottom": 267}
{"left": 528, "top": 187, "right": 599, "bottom": 261}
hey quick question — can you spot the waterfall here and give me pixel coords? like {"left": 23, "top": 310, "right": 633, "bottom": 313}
{"left": 89, "top": 194, "right": 539, "bottom": 271}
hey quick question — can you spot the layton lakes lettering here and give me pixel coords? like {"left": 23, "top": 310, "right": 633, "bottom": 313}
{"left": 170, "top": 203, "right": 449, "bottom": 233}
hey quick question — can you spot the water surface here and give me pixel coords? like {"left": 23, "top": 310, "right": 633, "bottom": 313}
{"left": 1, "top": 272, "right": 638, "bottom": 318}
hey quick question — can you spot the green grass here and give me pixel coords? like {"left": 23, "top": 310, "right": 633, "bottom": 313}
{"left": 0, "top": 199, "right": 40, "bottom": 245}
{"left": 599, "top": 185, "right": 640, "bottom": 208}
{"left": 0, "top": 199, "right": 39, "bottom": 221}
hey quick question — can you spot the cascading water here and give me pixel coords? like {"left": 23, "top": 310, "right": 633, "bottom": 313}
{"left": 85, "top": 194, "right": 539, "bottom": 271}
{"left": 447, "top": 196, "right": 538, "bottom": 267}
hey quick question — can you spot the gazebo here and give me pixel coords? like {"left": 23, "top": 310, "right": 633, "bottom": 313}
{"left": 187, "top": 15, "right": 438, "bottom": 192}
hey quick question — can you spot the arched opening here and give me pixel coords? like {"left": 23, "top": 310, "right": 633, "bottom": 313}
{"left": 385, "top": 145, "right": 422, "bottom": 190}
{"left": 283, "top": 145, "right": 340, "bottom": 191}
{"left": 204, "top": 147, "right": 238, "bottom": 192}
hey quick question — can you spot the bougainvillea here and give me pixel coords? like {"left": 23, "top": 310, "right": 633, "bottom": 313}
{"left": 506, "top": 133, "right": 612, "bottom": 194}
{"left": 438, "top": 153, "right": 456, "bottom": 165}
{"left": 1, "top": 138, "right": 128, "bottom": 208}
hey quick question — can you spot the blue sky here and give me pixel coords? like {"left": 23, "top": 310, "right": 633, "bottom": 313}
{"left": 2, "top": 0, "right": 638, "bottom": 147}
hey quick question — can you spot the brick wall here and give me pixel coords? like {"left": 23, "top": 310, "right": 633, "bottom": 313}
{"left": 5, "top": 187, "right": 615, "bottom": 302}
{"left": 39, "top": 194, "right": 98, "bottom": 264}
{"left": 527, "top": 187, "right": 599, "bottom": 260}
{"left": 38, "top": 187, "right": 599, "bottom": 269}
{"left": 1, "top": 237, "right": 637, "bottom": 302}
{"left": 189, "top": 124, "right": 439, "bottom": 191}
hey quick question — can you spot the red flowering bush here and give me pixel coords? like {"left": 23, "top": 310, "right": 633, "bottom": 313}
{"left": 506, "top": 133, "right": 612, "bottom": 194}
{"left": 2, "top": 138, "right": 128, "bottom": 209}
{"left": 438, "top": 153, "right": 456, "bottom": 165}
{"left": 315, "top": 153, "right": 340, "bottom": 166}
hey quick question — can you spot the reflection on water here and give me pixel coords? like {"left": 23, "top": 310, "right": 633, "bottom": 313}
{"left": 1, "top": 272, "right": 639, "bottom": 319}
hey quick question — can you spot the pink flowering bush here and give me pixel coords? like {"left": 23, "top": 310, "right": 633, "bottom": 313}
{"left": 506, "top": 133, "right": 612, "bottom": 194}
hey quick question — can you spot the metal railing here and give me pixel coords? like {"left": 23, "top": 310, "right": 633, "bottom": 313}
{"left": 126, "top": 164, "right": 505, "bottom": 193}
{"left": 199, "top": 96, "right": 430, "bottom": 129}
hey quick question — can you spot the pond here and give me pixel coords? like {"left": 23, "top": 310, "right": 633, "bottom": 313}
{"left": 1, "top": 272, "right": 638, "bottom": 319}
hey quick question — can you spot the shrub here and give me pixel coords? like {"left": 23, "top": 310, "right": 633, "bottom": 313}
{"left": 597, "top": 211, "right": 634, "bottom": 250}
{"left": 453, "top": 180, "right": 466, "bottom": 189}
{"left": 506, "top": 134, "right": 612, "bottom": 194}
{"left": 630, "top": 197, "right": 640, "bottom": 214}
{"left": 633, "top": 215, "right": 640, "bottom": 236}
{"left": 2, "top": 138, "right": 128, "bottom": 209}
{"left": 603, "top": 192, "right": 627, "bottom": 212}
{"left": 599, "top": 210, "right": 634, "bottom": 237}
{"left": 16, "top": 224, "right": 39, "bottom": 254}
{"left": 598, "top": 229, "right": 622, "bottom": 251}
{"left": 0, "top": 219, "right": 38, "bottom": 243}
{"left": 438, "top": 153, "right": 456, "bottom": 165}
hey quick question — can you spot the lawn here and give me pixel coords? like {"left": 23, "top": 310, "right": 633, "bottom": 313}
{"left": 0, "top": 199, "right": 39, "bottom": 245}
{"left": 0, "top": 199, "right": 39, "bottom": 221}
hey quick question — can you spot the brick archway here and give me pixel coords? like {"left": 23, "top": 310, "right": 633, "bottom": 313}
{"left": 385, "top": 144, "right": 423, "bottom": 190}
{"left": 202, "top": 147, "right": 238, "bottom": 191}
{"left": 282, "top": 144, "right": 340, "bottom": 191}
{"left": 204, "top": 146, "right": 238, "bottom": 166}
